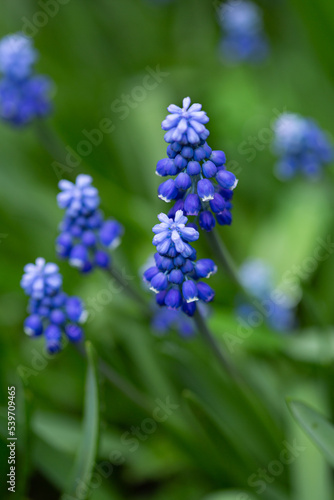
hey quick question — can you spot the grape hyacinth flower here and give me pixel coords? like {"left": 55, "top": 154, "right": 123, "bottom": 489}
{"left": 0, "top": 33, "right": 52, "bottom": 126}
{"left": 236, "top": 259, "right": 297, "bottom": 332}
{"left": 143, "top": 210, "right": 217, "bottom": 316}
{"left": 273, "top": 113, "right": 333, "bottom": 180}
{"left": 219, "top": 0, "right": 268, "bottom": 63}
{"left": 56, "top": 174, "right": 124, "bottom": 273}
{"left": 152, "top": 308, "right": 195, "bottom": 338}
{"left": 21, "top": 258, "right": 86, "bottom": 353}
{"left": 157, "top": 97, "right": 238, "bottom": 232}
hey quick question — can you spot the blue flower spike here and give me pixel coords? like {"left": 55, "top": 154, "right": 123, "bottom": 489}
{"left": 144, "top": 210, "right": 217, "bottom": 316}
{"left": 0, "top": 32, "right": 52, "bottom": 126}
{"left": 21, "top": 258, "right": 86, "bottom": 354}
{"left": 219, "top": 0, "right": 269, "bottom": 63}
{"left": 57, "top": 174, "right": 124, "bottom": 273}
{"left": 158, "top": 97, "right": 238, "bottom": 232}
{"left": 273, "top": 113, "right": 333, "bottom": 180}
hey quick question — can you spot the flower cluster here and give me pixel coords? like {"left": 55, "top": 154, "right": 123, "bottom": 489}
{"left": 20, "top": 258, "right": 86, "bottom": 353}
{"left": 157, "top": 97, "right": 238, "bottom": 232}
{"left": 56, "top": 174, "right": 124, "bottom": 273}
{"left": 219, "top": 0, "right": 268, "bottom": 63}
{"left": 236, "top": 259, "right": 296, "bottom": 332}
{"left": 273, "top": 113, "right": 333, "bottom": 179}
{"left": 143, "top": 211, "right": 217, "bottom": 316}
{"left": 0, "top": 33, "right": 52, "bottom": 126}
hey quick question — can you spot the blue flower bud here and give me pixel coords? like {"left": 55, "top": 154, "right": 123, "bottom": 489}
{"left": 94, "top": 250, "right": 110, "bottom": 268}
{"left": 197, "top": 179, "right": 215, "bottom": 201}
{"left": 82, "top": 230, "right": 97, "bottom": 247}
{"left": 166, "top": 145, "right": 177, "bottom": 159}
{"left": 150, "top": 272, "right": 168, "bottom": 293}
{"left": 50, "top": 309, "right": 66, "bottom": 325}
{"left": 69, "top": 244, "right": 89, "bottom": 269}
{"left": 202, "top": 160, "right": 217, "bottom": 178}
{"left": 182, "top": 280, "right": 198, "bottom": 303}
{"left": 181, "top": 259, "right": 194, "bottom": 274}
{"left": 210, "top": 150, "right": 226, "bottom": 166}
{"left": 216, "top": 209, "right": 232, "bottom": 226}
{"left": 99, "top": 220, "right": 123, "bottom": 249}
{"left": 66, "top": 297, "right": 86, "bottom": 323}
{"left": 181, "top": 146, "right": 193, "bottom": 159}
{"left": 44, "top": 324, "right": 62, "bottom": 354}
{"left": 144, "top": 266, "right": 159, "bottom": 283}
{"left": 168, "top": 269, "right": 184, "bottom": 284}
{"left": 65, "top": 324, "right": 83, "bottom": 342}
{"left": 193, "top": 146, "right": 206, "bottom": 161}
{"left": 182, "top": 301, "right": 197, "bottom": 317}
{"left": 187, "top": 160, "right": 201, "bottom": 176}
{"left": 174, "top": 154, "right": 188, "bottom": 170}
{"left": 158, "top": 179, "right": 178, "bottom": 202}
{"left": 0, "top": 33, "right": 37, "bottom": 80}
{"left": 209, "top": 193, "right": 226, "bottom": 213}
{"left": 199, "top": 211, "right": 216, "bottom": 231}
{"left": 56, "top": 232, "right": 73, "bottom": 257}
{"left": 184, "top": 193, "right": 201, "bottom": 216}
{"left": 203, "top": 143, "right": 212, "bottom": 157}
{"left": 165, "top": 288, "right": 182, "bottom": 309}
{"left": 197, "top": 282, "right": 215, "bottom": 302}
{"left": 173, "top": 255, "right": 186, "bottom": 267}
{"left": 156, "top": 158, "right": 177, "bottom": 176}
{"left": 195, "top": 259, "right": 217, "bottom": 278}
{"left": 175, "top": 172, "right": 192, "bottom": 190}
{"left": 24, "top": 315, "right": 43, "bottom": 337}
{"left": 168, "top": 199, "right": 184, "bottom": 219}
{"left": 156, "top": 290, "right": 167, "bottom": 306}
{"left": 216, "top": 170, "right": 238, "bottom": 190}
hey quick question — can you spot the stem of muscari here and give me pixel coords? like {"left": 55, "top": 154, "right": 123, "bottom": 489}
{"left": 193, "top": 307, "right": 240, "bottom": 382}
{"left": 205, "top": 227, "right": 267, "bottom": 315}
{"left": 34, "top": 120, "right": 151, "bottom": 315}
{"left": 105, "top": 266, "right": 151, "bottom": 315}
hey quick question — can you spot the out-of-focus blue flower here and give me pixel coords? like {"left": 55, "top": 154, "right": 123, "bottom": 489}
{"left": 21, "top": 258, "right": 86, "bottom": 353}
{"left": 236, "top": 259, "right": 297, "bottom": 332}
{"left": 157, "top": 97, "right": 238, "bottom": 232}
{"left": 152, "top": 308, "right": 195, "bottom": 338}
{"left": 0, "top": 75, "right": 52, "bottom": 126}
{"left": 144, "top": 211, "right": 217, "bottom": 316}
{"left": 0, "top": 32, "right": 53, "bottom": 126}
{"left": 219, "top": 1, "right": 269, "bottom": 63}
{"left": 273, "top": 113, "right": 333, "bottom": 179}
{"left": 57, "top": 174, "right": 124, "bottom": 272}
{"left": 0, "top": 33, "right": 37, "bottom": 80}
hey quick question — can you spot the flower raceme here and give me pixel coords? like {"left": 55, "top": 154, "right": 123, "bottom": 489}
{"left": 144, "top": 211, "right": 217, "bottom": 316}
{"left": 219, "top": 0, "right": 269, "bottom": 63}
{"left": 157, "top": 97, "right": 238, "bottom": 232}
{"left": 0, "top": 33, "right": 52, "bottom": 126}
{"left": 56, "top": 174, "right": 123, "bottom": 273}
{"left": 273, "top": 113, "right": 333, "bottom": 179}
{"left": 21, "top": 258, "right": 86, "bottom": 353}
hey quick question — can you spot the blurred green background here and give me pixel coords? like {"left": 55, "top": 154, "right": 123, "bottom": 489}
{"left": 1, "top": 0, "right": 334, "bottom": 499}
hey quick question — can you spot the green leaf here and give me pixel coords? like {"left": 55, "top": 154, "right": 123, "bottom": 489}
{"left": 62, "top": 342, "right": 100, "bottom": 499}
{"left": 287, "top": 400, "right": 334, "bottom": 468}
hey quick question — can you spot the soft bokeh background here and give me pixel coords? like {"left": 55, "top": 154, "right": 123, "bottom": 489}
{"left": 1, "top": 0, "right": 334, "bottom": 499}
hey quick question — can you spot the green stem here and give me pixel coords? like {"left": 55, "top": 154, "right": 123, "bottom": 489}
{"left": 206, "top": 228, "right": 267, "bottom": 315}
{"left": 105, "top": 266, "right": 151, "bottom": 315}
{"left": 193, "top": 308, "right": 240, "bottom": 383}
{"left": 34, "top": 120, "right": 67, "bottom": 164}
{"left": 76, "top": 344, "right": 151, "bottom": 412}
